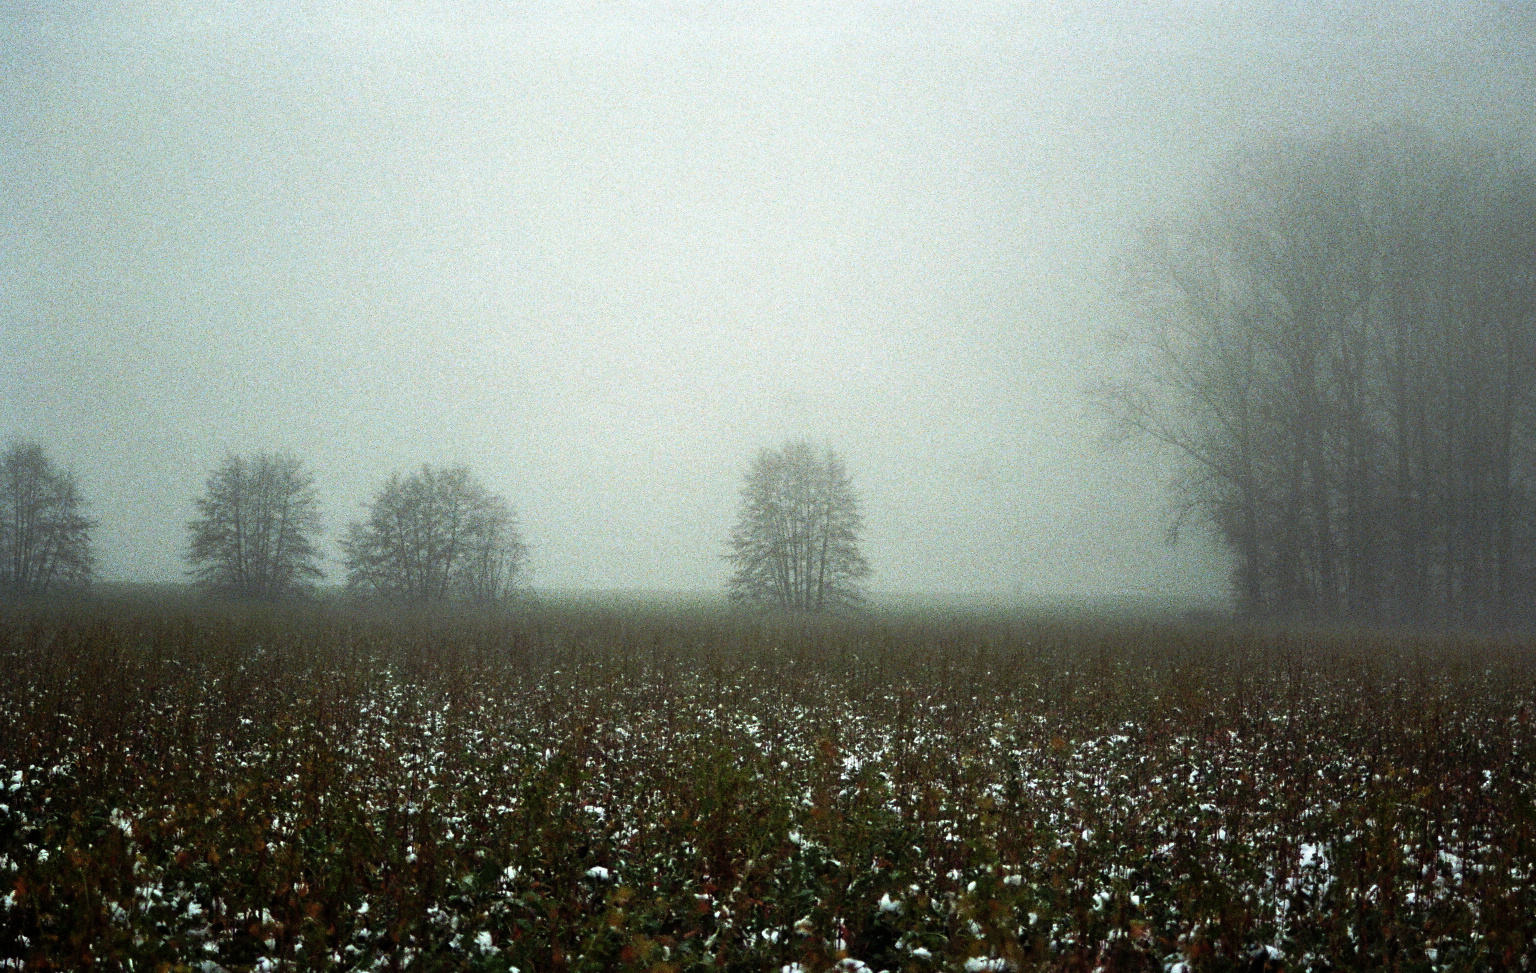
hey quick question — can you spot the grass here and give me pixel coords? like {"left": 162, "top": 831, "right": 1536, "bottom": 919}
{"left": 1, "top": 592, "right": 1533, "bottom": 971}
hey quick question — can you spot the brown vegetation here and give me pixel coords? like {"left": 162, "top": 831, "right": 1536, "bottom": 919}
{"left": 1, "top": 595, "right": 1532, "bottom": 970}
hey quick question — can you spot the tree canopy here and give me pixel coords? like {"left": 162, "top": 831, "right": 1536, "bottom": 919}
{"left": 187, "top": 452, "right": 325, "bottom": 599}
{"left": 728, "top": 440, "right": 869, "bottom": 612}
{"left": 342, "top": 465, "right": 526, "bottom": 603}
{"left": 0, "top": 443, "right": 94, "bottom": 595}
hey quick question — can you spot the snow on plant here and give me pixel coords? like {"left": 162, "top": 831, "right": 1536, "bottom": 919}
{"left": 1, "top": 599, "right": 1533, "bottom": 970}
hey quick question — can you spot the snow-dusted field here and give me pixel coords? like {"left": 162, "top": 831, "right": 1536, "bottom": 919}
{"left": 2, "top": 599, "right": 1533, "bottom": 971}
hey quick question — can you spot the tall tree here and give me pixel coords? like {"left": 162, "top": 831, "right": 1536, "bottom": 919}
{"left": 0, "top": 443, "right": 95, "bottom": 594}
{"left": 728, "top": 440, "right": 869, "bottom": 611}
{"left": 342, "top": 465, "right": 527, "bottom": 603}
{"left": 187, "top": 452, "right": 325, "bottom": 598}
{"left": 1110, "top": 127, "right": 1536, "bottom": 626}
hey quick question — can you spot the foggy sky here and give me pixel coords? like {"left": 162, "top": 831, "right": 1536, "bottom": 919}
{"left": 4, "top": 1, "right": 1534, "bottom": 601}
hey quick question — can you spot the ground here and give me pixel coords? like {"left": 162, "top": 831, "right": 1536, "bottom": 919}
{"left": 2, "top": 596, "right": 1533, "bottom": 971}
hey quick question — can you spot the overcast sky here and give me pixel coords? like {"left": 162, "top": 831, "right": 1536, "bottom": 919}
{"left": 4, "top": 1, "right": 1534, "bottom": 602}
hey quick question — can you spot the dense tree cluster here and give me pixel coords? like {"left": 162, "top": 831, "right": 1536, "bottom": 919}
{"left": 1113, "top": 128, "right": 1536, "bottom": 626}
{"left": 0, "top": 443, "right": 94, "bottom": 594}
{"left": 728, "top": 440, "right": 869, "bottom": 612}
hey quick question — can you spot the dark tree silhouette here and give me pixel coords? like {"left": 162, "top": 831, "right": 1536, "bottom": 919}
{"left": 728, "top": 440, "right": 869, "bottom": 611}
{"left": 0, "top": 443, "right": 95, "bottom": 594}
{"left": 342, "top": 465, "right": 526, "bottom": 603}
{"left": 1109, "top": 127, "right": 1536, "bottom": 626}
{"left": 187, "top": 452, "right": 325, "bottom": 598}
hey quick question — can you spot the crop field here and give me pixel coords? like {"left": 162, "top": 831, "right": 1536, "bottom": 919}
{"left": 1, "top": 595, "right": 1534, "bottom": 972}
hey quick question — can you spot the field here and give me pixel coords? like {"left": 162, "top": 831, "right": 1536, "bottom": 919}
{"left": 2, "top": 595, "right": 1534, "bottom": 972}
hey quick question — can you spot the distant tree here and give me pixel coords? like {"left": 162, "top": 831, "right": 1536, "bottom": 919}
{"left": 0, "top": 442, "right": 95, "bottom": 594}
{"left": 342, "top": 465, "right": 527, "bottom": 603}
{"left": 728, "top": 440, "right": 870, "bottom": 611}
{"left": 187, "top": 452, "right": 325, "bottom": 598}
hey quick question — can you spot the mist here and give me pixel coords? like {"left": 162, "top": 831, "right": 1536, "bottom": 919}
{"left": 4, "top": 1, "right": 1533, "bottom": 604}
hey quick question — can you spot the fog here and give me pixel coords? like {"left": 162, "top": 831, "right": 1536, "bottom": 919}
{"left": 4, "top": 1, "right": 1533, "bottom": 603}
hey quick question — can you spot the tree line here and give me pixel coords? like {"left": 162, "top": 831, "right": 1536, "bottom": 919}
{"left": 1112, "top": 126, "right": 1536, "bottom": 628}
{"left": 0, "top": 448, "right": 531, "bottom": 603}
{"left": 186, "top": 455, "right": 529, "bottom": 603}
{"left": 0, "top": 439, "right": 872, "bottom": 611}
{"left": 11, "top": 128, "right": 1531, "bottom": 628}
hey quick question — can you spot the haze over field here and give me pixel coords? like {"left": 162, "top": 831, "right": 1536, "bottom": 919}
{"left": 4, "top": 1, "right": 1534, "bottom": 602}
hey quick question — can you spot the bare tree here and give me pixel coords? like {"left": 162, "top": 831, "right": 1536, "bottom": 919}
{"left": 728, "top": 440, "right": 870, "bottom": 611}
{"left": 342, "top": 465, "right": 527, "bottom": 603}
{"left": 1109, "top": 127, "right": 1536, "bottom": 626}
{"left": 0, "top": 443, "right": 95, "bottom": 594}
{"left": 187, "top": 452, "right": 325, "bottom": 598}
